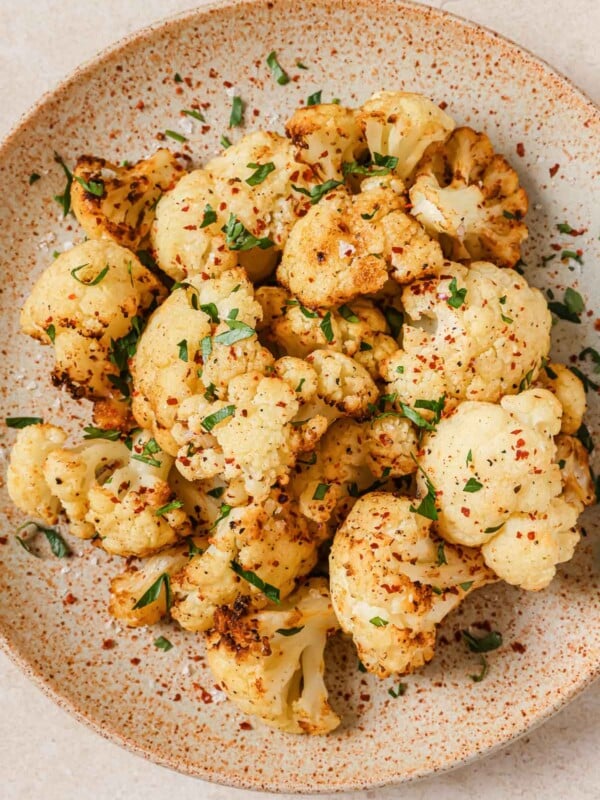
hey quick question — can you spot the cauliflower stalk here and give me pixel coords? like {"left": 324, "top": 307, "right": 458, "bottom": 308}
{"left": 330, "top": 493, "right": 495, "bottom": 676}
{"left": 206, "top": 577, "right": 340, "bottom": 733}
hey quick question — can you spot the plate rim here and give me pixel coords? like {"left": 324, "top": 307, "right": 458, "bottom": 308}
{"left": 0, "top": 0, "right": 598, "bottom": 792}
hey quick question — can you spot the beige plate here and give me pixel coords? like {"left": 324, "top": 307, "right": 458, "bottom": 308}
{"left": 0, "top": 0, "right": 598, "bottom": 792}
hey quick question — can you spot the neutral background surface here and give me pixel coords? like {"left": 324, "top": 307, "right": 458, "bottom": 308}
{"left": 1, "top": 1, "right": 599, "bottom": 798}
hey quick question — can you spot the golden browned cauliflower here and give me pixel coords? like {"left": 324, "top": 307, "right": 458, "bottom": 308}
{"left": 535, "top": 362, "right": 586, "bottom": 434}
{"left": 329, "top": 493, "right": 495, "bottom": 677}
{"left": 382, "top": 261, "right": 551, "bottom": 411}
{"left": 409, "top": 127, "right": 528, "bottom": 267}
{"left": 131, "top": 268, "right": 266, "bottom": 455}
{"left": 356, "top": 91, "right": 455, "bottom": 179}
{"left": 555, "top": 434, "right": 597, "bottom": 511}
{"left": 171, "top": 491, "right": 321, "bottom": 631}
{"left": 418, "top": 389, "right": 592, "bottom": 590}
{"left": 206, "top": 578, "right": 340, "bottom": 733}
{"left": 109, "top": 541, "right": 194, "bottom": 627}
{"left": 20, "top": 240, "right": 165, "bottom": 399}
{"left": 285, "top": 103, "right": 366, "bottom": 181}
{"left": 277, "top": 178, "right": 443, "bottom": 308}
{"left": 71, "top": 148, "right": 185, "bottom": 249}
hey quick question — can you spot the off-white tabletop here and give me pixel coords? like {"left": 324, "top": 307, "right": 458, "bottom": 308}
{"left": 1, "top": 1, "right": 599, "bottom": 798}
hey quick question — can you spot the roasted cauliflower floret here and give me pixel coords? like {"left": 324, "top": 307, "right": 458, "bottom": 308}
{"left": 409, "top": 127, "right": 528, "bottom": 267}
{"left": 151, "top": 168, "right": 238, "bottom": 282}
{"left": 172, "top": 368, "right": 326, "bottom": 502}
{"left": 356, "top": 91, "right": 455, "bottom": 179}
{"left": 330, "top": 493, "right": 495, "bottom": 677}
{"left": 71, "top": 148, "right": 185, "bottom": 250}
{"left": 109, "top": 542, "right": 194, "bottom": 627}
{"left": 172, "top": 491, "right": 320, "bottom": 631}
{"left": 87, "top": 431, "right": 191, "bottom": 556}
{"left": 285, "top": 103, "right": 366, "bottom": 181}
{"left": 7, "top": 424, "right": 67, "bottom": 524}
{"left": 277, "top": 180, "right": 443, "bottom": 308}
{"left": 418, "top": 389, "right": 588, "bottom": 590}
{"left": 365, "top": 415, "right": 419, "bottom": 478}
{"left": 535, "top": 362, "right": 586, "bottom": 434}
{"left": 555, "top": 434, "right": 596, "bottom": 512}
{"left": 383, "top": 261, "right": 551, "bottom": 410}
{"left": 131, "top": 268, "right": 263, "bottom": 455}
{"left": 20, "top": 240, "right": 165, "bottom": 399}
{"left": 302, "top": 350, "right": 379, "bottom": 422}
{"left": 206, "top": 578, "right": 340, "bottom": 733}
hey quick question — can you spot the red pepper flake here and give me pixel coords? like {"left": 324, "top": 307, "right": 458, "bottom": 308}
{"left": 511, "top": 642, "right": 527, "bottom": 654}
{"left": 549, "top": 163, "right": 560, "bottom": 177}
{"left": 527, "top": 531, "right": 536, "bottom": 540}
{"left": 0, "top": 536, "right": 7, "bottom": 545}
{"left": 173, "top": 693, "right": 182, "bottom": 702}
{"left": 516, "top": 438, "right": 525, "bottom": 447}
{"left": 63, "top": 592, "right": 77, "bottom": 605}
{"left": 166, "top": 397, "right": 179, "bottom": 405}
{"left": 135, "top": 100, "right": 145, "bottom": 111}
{"left": 550, "top": 243, "right": 562, "bottom": 251}
{"left": 360, "top": 693, "right": 371, "bottom": 702}
{"left": 516, "top": 142, "right": 525, "bottom": 157}
{"left": 102, "top": 639, "right": 116, "bottom": 650}
{"left": 239, "top": 721, "right": 253, "bottom": 730}
{"left": 439, "top": 100, "right": 448, "bottom": 110}
{"left": 515, "top": 450, "right": 529, "bottom": 460}
{"left": 193, "top": 683, "right": 214, "bottom": 704}
{"left": 461, "top": 507, "right": 470, "bottom": 517}
{"left": 130, "top": 657, "right": 141, "bottom": 666}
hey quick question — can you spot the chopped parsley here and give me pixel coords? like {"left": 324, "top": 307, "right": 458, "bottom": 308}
{"left": 307, "top": 90, "right": 322, "bottom": 106}
{"left": 6, "top": 416, "right": 43, "bottom": 428}
{"left": 82, "top": 426, "right": 121, "bottom": 441}
{"left": 174, "top": 72, "right": 183, "bottom": 82}
{"left": 399, "top": 403, "right": 435, "bottom": 431}
{"left": 53, "top": 152, "right": 73, "bottom": 216}
{"left": 133, "top": 573, "right": 171, "bottom": 610}
{"left": 222, "top": 213, "right": 274, "bottom": 251}
{"left": 132, "top": 437, "right": 162, "bottom": 467}
{"left": 561, "top": 250, "right": 583, "bottom": 265}
{"left": 276, "top": 626, "right": 305, "bottom": 636}
{"left": 155, "top": 499, "right": 184, "bottom": 517}
{"left": 409, "top": 459, "right": 438, "bottom": 521}
{"left": 220, "top": 134, "right": 232, "bottom": 149}
{"left": 384, "top": 307, "right": 403, "bottom": 338}
{"left": 200, "top": 336, "right": 212, "bottom": 360}
{"left": 199, "top": 302, "right": 219, "bottom": 322}
{"left": 462, "top": 629, "right": 503, "bottom": 653}
{"left": 177, "top": 339, "right": 188, "bottom": 362}
{"left": 372, "top": 152, "right": 399, "bottom": 170}
{"left": 484, "top": 523, "right": 505, "bottom": 534}
{"left": 463, "top": 477, "right": 483, "bottom": 493}
{"left": 266, "top": 51, "right": 290, "bottom": 85}
{"left": 320, "top": 312, "right": 334, "bottom": 342}
{"left": 557, "top": 222, "right": 575, "bottom": 234}
{"left": 518, "top": 367, "right": 534, "bottom": 392}
{"left": 214, "top": 319, "right": 256, "bottom": 345}
{"left": 338, "top": 304, "right": 360, "bottom": 322}
{"left": 45, "top": 323, "right": 56, "bottom": 343}
{"left": 29, "top": 172, "right": 41, "bottom": 185}
{"left": 246, "top": 161, "right": 276, "bottom": 186}
{"left": 577, "top": 423, "right": 594, "bottom": 454}
{"left": 370, "top": 616, "right": 389, "bottom": 627}
{"left": 206, "top": 486, "right": 225, "bottom": 499}
{"left": 549, "top": 288, "right": 584, "bottom": 323}
{"left": 200, "top": 204, "right": 217, "bottom": 228}
{"left": 466, "top": 449, "right": 473, "bottom": 465}
{"left": 154, "top": 636, "right": 173, "bottom": 651}
{"left": 17, "top": 521, "right": 70, "bottom": 558}
{"left": 388, "top": 682, "right": 407, "bottom": 698}
{"left": 165, "top": 129, "right": 187, "bottom": 143}
{"left": 459, "top": 581, "right": 473, "bottom": 592}
{"left": 201, "top": 405, "right": 236, "bottom": 432}
{"left": 313, "top": 483, "right": 330, "bottom": 501}
{"left": 470, "top": 654, "right": 488, "bottom": 683}
{"left": 70, "top": 262, "right": 109, "bottom": 286}
{"left": 182, "top": 108, "right": 205, "bottom": 122}
{"left": 230, "top": 560, "right": 281, "bottom": 603}
{"left": 360, "top": 206, "right": 379, "bottom": 220}
{"left": 436, "top": 542, "right": 447, "bottom": 566}
{"left": 292, "top": 179, "right": 343, "bottom": 204}
{"left": 74, "top": 175, "right": 104, "bottom": 196}
{"left": 229, "top": 96, "right": 244, "bottom": 128}
{"left": 108, "top": 314, "right": 146, "bottom": 399}
{"left": 447, "top": 277, "right": 467, "bottom": 308}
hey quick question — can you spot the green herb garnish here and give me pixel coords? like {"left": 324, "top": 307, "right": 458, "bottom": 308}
{"left": 201, "top": 405, "right": 236, "bottom": 432}
{"left": 229, "top": 96, "right": 244, "bottom": 127}
{"left": 292, "top": 179, "right": 343, "bottom": 204}
{"left": 133, "top": 573, "right": 171, "bottom": 610}
{"left": 70, "top": 262, "right": 109, "bottom": 286}
{"left": 154, "top": 636, "right": 173, "bottom": 651}
{"left": 266, "top": 51, "right": 290, "bottom": 85}
{"left": 463, "top": 478, "right": 483, "bottom": 493}
{"left": 6, "top": 416, "right": 43, "bottom": 428}
{"left": 370, "top": 616, "right": 389, "bottom": 627}
{"left": 82, "top": 426, "right": 121, "bottom": 441}
{"left": 155, "top": 499, "right": 184, "bottom": 517}
{"left": 246, "top": 161, "right": 276, "bottom": 186}
{"left": 230, "top": 560, "right": 280, "bottom": 603}
{"left": 222, "top": 213, "right": 274, "bottom": 251}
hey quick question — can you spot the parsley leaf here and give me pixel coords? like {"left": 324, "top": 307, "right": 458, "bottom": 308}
{"left": 177, "top": 339, "right": 188, "bottom": 362}
{"left": 16, "top": 521, "right": 70, "bottom": 558}
{"left": 462, "top": 630, "right": 503, "bottom": 653}
{"left": 230, "top": 560, "right": 280, "bottom": 603}
{"left": 214, "top": 319, "right": 256, "bottom": 346}
{"left": 370, "top": 616, "right": 389, "bottom": 627}
{"left": 276, "top": 626, "right": 305, "bottom": 637}
{"left": 70, "top": 262, "right": 109, "bottom": 286}
{"left": 155, "top": 499, "right": 184, "bottom": 517}
{"left": 133, "top": 573, "right": 171, "bottom": 610}
{"left": 182, "top": 108, "right": 205, "bottom": 122}
{"left": 437, "top": 542, "right": 447, "bottom": 565}
{"left": 201, "top": 405, "right": 236, "bottom": 432}
{"left": 82, "top": 426, "right": 121, "bottom": 441}
{"left": 74, "top": 175, "right": 104, "bottom": 196}
{"left": 222, "top": 213, "right": 274, "bottom": 251}
{"left": 132, "top": 437, "right": 162, "bottom": 467}
{"left": 246, "top": 161, "right": 276, "bottom": 186}
{"left": 319, "top": 312, "right": 334, "bottom": 342}
{"left": 266, "top": 51, "right": 290, "bottom": 85}
{"left": 549, "top": 288, "right": 584, "bottom": 323}
{"left": 384, "top": 307, "right": 403, "bottom": 338}
{"left": 470, "top": 654, "right": 489, "bottom": 682}
{"left": 292, "top": 179, "right": 343, "bottom": 204}
{"left": 312, "top": 483, "right": 330, "bottom": 501}
{"left": 229, "top": 96, "right": 244, "bottom": 127}
{"left": 165, "top": 129, "right": 187, "bottom": 143}
{"left": 154, "top": 636, "right": 173, "bottom": 651}
{"left": 463, "top": 477, "right": 483, "bottom": 492}
{"left": 388, "top": 682, "right": 407, "bottom": 698}
{"left": 6, "top": 416, "right": 43, "bottom": 428}
{"left": 200, "top": 204, "right": 217, "bottom": 228}
{"left": 338, "top": 304, "right": 360, "bottom": 322}
{"left": 447, "top": 277, "right": 467, "bottom": 308}
{"left": 307, "top": 90, "right": 322, "bottom": 106}
{"left": 53, "top": 152, "right": 73, "bottom": 216}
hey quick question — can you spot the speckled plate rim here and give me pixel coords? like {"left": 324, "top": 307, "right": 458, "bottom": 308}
{"left": 0, "top": 0, "right": 599, "bottom": 793}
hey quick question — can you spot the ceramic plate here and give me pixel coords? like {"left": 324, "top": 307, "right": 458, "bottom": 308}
{"left": 0, "top": 0, "right": 598, "bottom": 792}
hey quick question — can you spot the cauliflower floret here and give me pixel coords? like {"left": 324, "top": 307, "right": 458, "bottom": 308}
{"left": 277, "top": 180, "right": 443, "bottom": 308}
{"left": 409, "top": 127, "right": 528, "bottom": 267}
{"left": 356, "top": 91, "right": 455, "bottom": 179}
{"left": 172, "top": 368, "right": 326, "bottom": 502}
{"left": 418, "top": 389, "right": 585, "bottom": 590}
{"left": 366, "top": 415, "right": 419, "bottom": 478}
{"left": 302, "top": 350, "right": 379, "bottom": 422}
{"left": 45, "top": 437, "right": 131, "bottom": 538}
{"left": 383, "top": 261, "right": 551, "bottom": 410}
{"left": 206, "top": 578, "right": 340, "bottom": 733}
{"left": 71, "top": 149, "right": 185, "bottom": 250}
{"left": 285, "top": 103, "right": 366, "bottom": 181}
{"left": 87, "top": 431, "right": 191, "bottom": 556}
{"left": 131, "top": 268, "right": 263, "bottom": 455}
{"left": 330, "top": 493, "right": 494, "bottom": 677}
{"left": 535, "top": 362, "right": 586, "bottom": 434}
{"left": 7, "top": 424, "right": 67, "bottom": 524}
{"left": 171, "top": 491, "right": 320, "bottom": 631}
{"left": 555, "top": 434, "right": 596, "bottom": 512}
{"left": 109, "top": 542, "right": 194, "bottom": 627}
{"left": 20, "top": 240, "right": 166, "bottom": 399}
